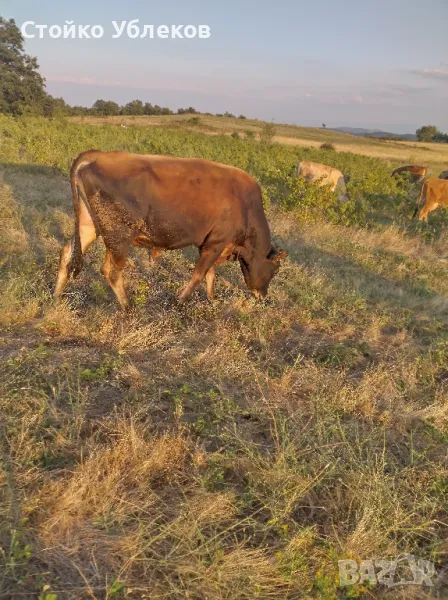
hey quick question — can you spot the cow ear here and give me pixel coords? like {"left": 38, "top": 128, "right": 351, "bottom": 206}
{"left": 270, "top": 249, "right": 287, "bottom": 263}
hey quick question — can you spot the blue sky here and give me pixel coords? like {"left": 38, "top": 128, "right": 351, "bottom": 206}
{"left": 4, "top": 0, "right": 448, "bottom": 133}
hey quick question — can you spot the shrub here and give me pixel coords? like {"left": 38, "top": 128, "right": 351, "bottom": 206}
{"left": 231, "top": 131, "right": 240, "bottom": 139}
{"left": 245, "top": 130, "right": 256, "bottom": 140}
{"left": 320, "top": 142, "right": 336, "bottom": 151}
{"left": 260, "top": 122, "right": 276, "bottom": 144}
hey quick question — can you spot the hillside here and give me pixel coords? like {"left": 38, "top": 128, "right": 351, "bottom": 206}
{"left": 330, "top": 127, "right": 418, "bottom": 141}
{"left": 0, "top": 116, "right": 447, "bottom": 599}
{"left": 71, "top": 114, "right": 448, "bottom": 175}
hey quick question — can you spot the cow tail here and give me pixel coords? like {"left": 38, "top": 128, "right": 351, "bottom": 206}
{"left": 67, "top": 157, "right": 91, "bottom": 278}
{"left": 412, "top": 180, "right": 426, "bottom": 219}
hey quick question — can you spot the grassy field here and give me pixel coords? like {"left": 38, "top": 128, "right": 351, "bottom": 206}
{"left": 71, "top": 114, "right": 448, "bottom": 176}
{"left": 0, "top": 116, "right": 447, "bottom": 599}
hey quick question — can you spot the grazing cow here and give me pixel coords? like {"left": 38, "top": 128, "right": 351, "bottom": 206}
{"left": 392, "top": 165, "right": 427, "bottom": 183}
{"left": 413, "top": 177, "right": 448, "bottom": 221}
{"left": 438, "top": 170, "right": 448, "bottom": 180}
{"left": 297, "top": 160, "right": 349, "bottom": 201}
{"left": 55, "top": 150, "right": 286, "bottom": 309}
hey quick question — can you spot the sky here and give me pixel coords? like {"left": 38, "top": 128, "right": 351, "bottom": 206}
{"left": 4, "top": 0, "right": 448, "bottom": 133}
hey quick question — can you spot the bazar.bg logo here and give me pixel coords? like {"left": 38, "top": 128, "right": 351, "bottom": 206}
{"left": 338, "top": 555, "right": 436, "bottom": 589}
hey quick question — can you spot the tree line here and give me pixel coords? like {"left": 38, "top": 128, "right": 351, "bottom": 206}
{"left": 416, "top": 125, "right": 448, "bottom": 143}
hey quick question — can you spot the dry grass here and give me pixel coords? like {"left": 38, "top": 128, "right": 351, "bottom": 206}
{"left": 0, "top": 152, "right": 447, "bottom": 600}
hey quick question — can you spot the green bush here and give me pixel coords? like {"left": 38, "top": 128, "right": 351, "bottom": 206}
{"left": 320, "top": 142, "right": 336, "bottom": 151}
{"left": 260, "top": 122, "right": 276, "bottom": 144}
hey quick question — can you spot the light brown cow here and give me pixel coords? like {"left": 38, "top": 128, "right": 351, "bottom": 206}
{"left": 55, "top": 151, "right": 286, "bottom": 309}
{"left": 392, "top": 165, "right": 427, "bottom": 183}
{"left": 297, "top": 160, "right": 349, "bottom": 201}
{"left": 438, "top": 170, "right": 448, "bottom": 180}
{"left": 413, "top": 177, "right": 448, "bottom": 221}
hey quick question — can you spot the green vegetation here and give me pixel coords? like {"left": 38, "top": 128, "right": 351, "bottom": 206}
{"left": 416, "top": 124, "right": 448, "bottom": 143}
{"left": 0, "top": 116, "right": 447, "bottom": 599}
{"left": 1, "top": 114, "right": 426, "bottom": 228}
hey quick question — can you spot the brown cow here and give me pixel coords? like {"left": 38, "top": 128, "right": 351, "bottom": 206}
{"left": 392, "top": 165, "right": 427, "bottom": 183}
{"left": 297, "top": 160, "right": 350, "bottom": 202}
{"left": 413, "top": 177, "right": 448, "bottom": 221}
{"left": 438, "top": 170, "right": 448, "bottom": 180}
{"left": 55, "top": 151, "right": 286, "bottom": 309}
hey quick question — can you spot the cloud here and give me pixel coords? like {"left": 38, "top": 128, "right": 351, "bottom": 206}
{"left": 353, "top": 95, "right": 363, "bottom": 103}
{"left": 384, "top": 83, "right": 431, "bottom": 95}
{"left": 410, "top": 67, "right": 448, "bottom": 82}
{"left": 46, "top": 75, "right": 121, "bottom": 87}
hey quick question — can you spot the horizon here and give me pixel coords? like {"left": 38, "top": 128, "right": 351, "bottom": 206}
{"left": 2, "top": 0, "right": 448, "bottom": 134}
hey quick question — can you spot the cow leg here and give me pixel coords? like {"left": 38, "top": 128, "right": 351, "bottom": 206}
{"left": 149, "top": 247, "right": 162, "bottom": 264}
{"left": 418, "top": 207, "right": 429, "bottom": 222}
{"left": 179, "top": 245, "right": 224, "bottom": 303}
{"left": 101, "top": 249, "right": 129, "bottom": 310}
{"left": 205, "top": 264, "right": 216, "bottom": 301}
{"left": 55, "top": 213, "right": 97, "bottom": 297}
{"left": 420, "top": 203, "right": 438, "bottom": 222}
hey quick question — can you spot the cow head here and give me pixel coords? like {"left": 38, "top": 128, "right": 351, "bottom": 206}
{"left": 239, "top": 247, "right": 287, "bottom": 299}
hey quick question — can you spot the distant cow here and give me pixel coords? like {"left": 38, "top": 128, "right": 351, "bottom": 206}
{"left": 392, "top": 165, "right": 427, "bottom": 183}
{"left": 297, "top": 160, "right": 349, "bottom": 201}
{"left": 413, "top": 177, "right": 448, "bottom": 221}
{"left": 55, "top": 151, "right": 286, "bottom": 309}
{"left": 438, "top": 170, "right": 448, "bottom": 180}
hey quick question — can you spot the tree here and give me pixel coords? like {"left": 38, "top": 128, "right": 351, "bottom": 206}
{"left": 322, "top": 123, "right": 326, "bottom": 129}
{"left": 416, "top": 125, "right": 438, "bottom": 142}
{"left": 143, "top": 102, "right": 154, "bottom": 115}
{"left": 69, "top": 105, "right": 90, "bottom": 116}
{"left": 0, "top": 17, "right": 52, "bottom": 115}
{"left": 433, "top": 131, "right": 448, "bottom": 144}
{"left": 122, "top": 99, "right": 144, "bottom": 115}
{"left": 178, "top": 107, "right": 197, "bottom": 115}
{"left": 92, "top": 99, "right": 120, "bottom": 116}
{"left": 51, "top": 96, "right": 70, "bottom": 116}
